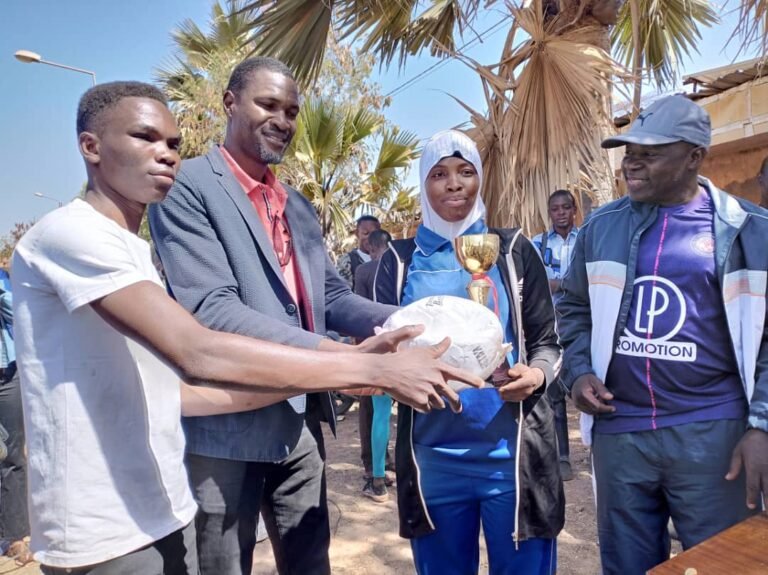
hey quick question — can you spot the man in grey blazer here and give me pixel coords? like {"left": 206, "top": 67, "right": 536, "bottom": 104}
{"left": 149, "top": 57, "right": 412, "bottom": 575}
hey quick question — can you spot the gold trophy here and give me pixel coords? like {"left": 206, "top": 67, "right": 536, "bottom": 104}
{"left": 454, "top": 234, "right": 500, "bottom": 306}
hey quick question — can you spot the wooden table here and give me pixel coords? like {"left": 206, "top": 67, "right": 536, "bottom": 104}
{"left": 648, "top": 512, "right": 768, "bottom": 575}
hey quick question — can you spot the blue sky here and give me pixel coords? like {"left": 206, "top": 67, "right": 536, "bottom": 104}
{"left": 0, "top": 1, "right": 753, "bottom": 235}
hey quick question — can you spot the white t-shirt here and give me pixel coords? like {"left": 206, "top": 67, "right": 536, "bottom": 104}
{"left": 11, "top": 199, "right": 197, "bottom": 568}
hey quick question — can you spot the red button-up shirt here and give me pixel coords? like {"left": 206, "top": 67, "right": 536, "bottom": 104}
{"left": 220, "top": 146, "right": 312, "bottom": 329}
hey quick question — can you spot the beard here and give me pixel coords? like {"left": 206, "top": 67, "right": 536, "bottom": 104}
{"left": 253, "top": 138, "right": 288, "bottom": 165}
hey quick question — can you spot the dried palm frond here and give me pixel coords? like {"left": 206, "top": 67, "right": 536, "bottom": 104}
{"left": 460, "top": 0, "right": 628, "bottom": 234}
{"left": 730, "top": 0, "right": 768, "bottom": 56}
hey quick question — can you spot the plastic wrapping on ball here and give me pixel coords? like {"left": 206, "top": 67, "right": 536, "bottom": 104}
{"left": 379, "top": 295, "right": 512, "bottom": 391}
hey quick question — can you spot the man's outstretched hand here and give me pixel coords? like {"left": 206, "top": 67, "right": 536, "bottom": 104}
{"left": 373, "top": 337, "right": 483, "bottom": 414}
{"left": 355, "top": 325, "right": 425, "bottom": 354}
{"left": 726, "top": 428, "right": 768, "bottom": 510}
{"left": 571, "top": 374, "right": 615, "bottom": 415}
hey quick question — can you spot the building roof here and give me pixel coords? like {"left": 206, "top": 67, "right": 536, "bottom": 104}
{"left": 683, "top": 57, "right": 767, "bottom": 100}
{"left": 612, "top": 58, "right": 767, "bottom": 126}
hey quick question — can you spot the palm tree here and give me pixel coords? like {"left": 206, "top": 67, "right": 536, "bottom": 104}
{"left": 279, "top": 98, "right": 419, "bottom": 251}
{"left": 613, "top": 0, "right": 717, "bottom": 112}
{"left": 732, "top": 0, "right": 768, "bottom": 56}
{"left": 236, "top": 0, "right": 728, "bottom": 232}
{"left": 457, "top": 1, "right": 627, "bottom": 230}
{"left": 156, "top": 1, "right": 256, "bottom": 158}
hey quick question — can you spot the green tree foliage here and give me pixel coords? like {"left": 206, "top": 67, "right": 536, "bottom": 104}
{"left": 280, "top": 101, "right": 419, "bottom": 253}
{"left": 612, "top": 0, "right": 718, "bottom": 94}
{"left": 238, "top": 0, "right": 480, "bottom": 87}
{"left": 155, "top": 1, "right": 255, "bottom": 158}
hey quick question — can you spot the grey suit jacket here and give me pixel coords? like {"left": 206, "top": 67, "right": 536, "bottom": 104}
{"left": 149, "top": 146, "right": 396, "bottom": 461}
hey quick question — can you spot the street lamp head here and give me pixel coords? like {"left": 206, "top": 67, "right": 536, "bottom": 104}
{"left": 14, "top": 50, "right": 96, "bottom": 86}
{"left": 14, "top": 50, "right": 42, "bottom": 64}
{"left": 34, "top": 193, "right": 44, "bottom": 198}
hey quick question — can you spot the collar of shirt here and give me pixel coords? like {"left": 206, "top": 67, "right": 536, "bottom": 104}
{"left": 219, "top": 145, "right": 288, "bottom": 217}
{"left": 547, "top": 226, "right": 579, "bottom": 241}
{"left": 414, "top": 219, "right": 487, "bottom": 257}
{"left": 354, "top": 249, "right": 372, "bottom": 263}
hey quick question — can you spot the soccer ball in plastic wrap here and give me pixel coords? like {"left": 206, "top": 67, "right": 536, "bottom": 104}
{"left": 379, "top": 295, "right": 512, "bottom": 391}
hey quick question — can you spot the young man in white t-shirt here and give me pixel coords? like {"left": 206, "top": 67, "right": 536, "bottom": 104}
{"left": 12, "top": 82, "right": 478, "bottom": 574}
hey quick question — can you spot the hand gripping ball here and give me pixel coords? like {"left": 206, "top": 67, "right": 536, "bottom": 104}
{"left": 379, "top": 295, "right": 512, "bottom": 391}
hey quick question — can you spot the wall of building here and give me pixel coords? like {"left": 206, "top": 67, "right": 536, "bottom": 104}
{"left": 692, "top": 76, "right": 768, "bottom": 204}
{"left": 700, "top": 136, "right": 767, "bottom": 205}
{"left": 608, "top": 75, "right": 768, "bottom": 205}
{"left": 702, "top": 76, "right": 768, "bottom": 146}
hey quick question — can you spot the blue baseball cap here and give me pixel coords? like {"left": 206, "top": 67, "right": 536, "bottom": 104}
{"left": 602, "top": 95, "right": 711, "bottom": 149}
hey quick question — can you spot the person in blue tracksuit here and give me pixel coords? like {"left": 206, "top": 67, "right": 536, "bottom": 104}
{"left": 558, "top": 94, "right": 768, "bottom": 575}
{"left": 374, "top": 130, "right": 563, "bottom": 575}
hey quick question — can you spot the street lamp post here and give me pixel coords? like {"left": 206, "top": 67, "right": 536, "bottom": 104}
{"left": 14, "top": 50, "right": 96, "bottom": 86}
{"left": 34, "top": 193, "right": 63, "bottom": 207}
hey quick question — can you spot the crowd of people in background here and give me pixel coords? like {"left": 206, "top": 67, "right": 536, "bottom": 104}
{"left": 0, "top": 55, "right": 766, "bottom": 575}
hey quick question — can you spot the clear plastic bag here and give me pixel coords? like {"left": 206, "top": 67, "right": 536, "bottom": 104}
{"left": 379, "top": 295, "right": 512, "bottom": 391}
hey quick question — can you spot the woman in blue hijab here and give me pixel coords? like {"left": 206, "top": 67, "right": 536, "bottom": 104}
{"left": 375, "top": 130, "right": 564, "bottom": 575}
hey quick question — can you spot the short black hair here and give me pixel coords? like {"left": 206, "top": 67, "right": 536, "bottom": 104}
{"left": 226, "top": 57, "right": 295, "bottom": 96}
{"left": 368, "top": 229, "right": 392, "bottom": 250}
{"left": 356, "top": 215, "right": 380, "bottom": 228}
{"left": 77, "top": 81, "right": 167, "bottom": 135}
{"left": 548, "top": 189, "right": 576, "bottom": 207}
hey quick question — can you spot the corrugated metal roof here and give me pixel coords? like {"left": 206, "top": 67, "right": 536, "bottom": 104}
{"left": 683, "top": 57, "right": 767, "bottom": 100}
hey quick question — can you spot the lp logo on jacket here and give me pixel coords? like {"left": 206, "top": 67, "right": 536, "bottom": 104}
{"left": 615, "top": 275, "right": 697, "bottom": 362}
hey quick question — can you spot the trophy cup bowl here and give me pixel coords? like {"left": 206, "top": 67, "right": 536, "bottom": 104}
{"left": 454, "top": 234, "right": 500, "bottom": 306}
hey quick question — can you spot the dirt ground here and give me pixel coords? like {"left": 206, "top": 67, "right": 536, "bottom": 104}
{"left": 2, "top": 403, "right": 601, "bottom": 575}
